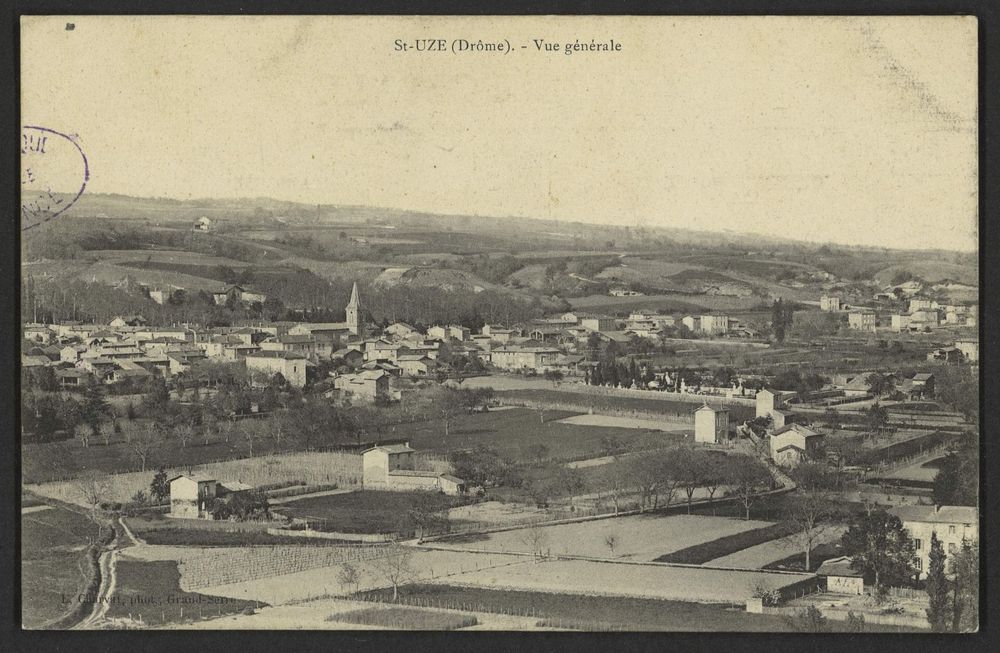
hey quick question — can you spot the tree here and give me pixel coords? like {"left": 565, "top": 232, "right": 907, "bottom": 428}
{"left": 823, "top": 407, "right": 841, "bottom": 432}
{"left": 925, "top": 533, "right": 951, "bottom": 632}
{"left": 337, "top": 562, "right": 361, "bottom": 595}
{"left": 519, "top": 523, "right": 550, "bottom": 559}
{"left": 840, "top": 509, "right": 917, "bottom": 595}
{"left": 150, "top": 467, "right": 170, "bottom": 503}
{"left": 726, "top": 456, "right": 773, "bottom": 520}
{"left": 543, "top": 369, "right": 564, "bottom": 386}
{"left": 99, "top": 419, "right": 117, "bottom": 447}
{"left": 950, "top": 540, "right": 979, "bottom": 632}
{"left": 127, "top": 423, "right": 162, "bottom": 472}
{"left": 370, "top": 544, "right": 417, "bottom": 601}
{"left": 845, "top": 611, "right": 866, "bottom": 633}
{"left": 604, "top": 533, "right": 619, "bottom": 557}
{"left": 865, "top": 373, "right": 896, "bottom": 398}
{"left": 866, "top": 403, "right": 890, "bottom": 439}
{"left": 175, "top": 422, "right": 195, "bottom": 449}
{"left": 784, "top": 465, "right": 841, "bottom": 570}
{"left": 672, "top": 448, "right": 714, "bottom": 513}
{"left": 932, "top": 441, "right": 978, "bottom": 507}
{"left": 73, "top": 470, "right": 112, "bottom": 540}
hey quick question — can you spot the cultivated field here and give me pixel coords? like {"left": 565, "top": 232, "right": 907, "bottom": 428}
{"left": 382, "top": 407, "right": 684, "bottom": 461}
{"left": 198, "top": 548, "right": 526, "bottom": 605}
{"left": 439, "top": 558, "right": 813, "bottom": 604}
{"left": 430, "top": 514, "right": 774, "bottom": 561}
{"left": 27, "top": 451, "right": 362, "bottom": 506}
{"left": 704, "top": 526, "right": 847, "bottom": 569}
{"left": 272, "top": 490, "right": 462, "bottom": 534}
{"left": 554, "top": 413, "right": 691, "bottom": 432}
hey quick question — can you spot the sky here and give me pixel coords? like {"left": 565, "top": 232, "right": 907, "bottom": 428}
{"left": 21, "top": 15, "right": 978, "bottom": 251}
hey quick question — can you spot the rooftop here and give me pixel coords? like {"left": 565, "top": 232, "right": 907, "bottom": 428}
{"left": 889, "top": 505, "right": 977, "bottom": 525}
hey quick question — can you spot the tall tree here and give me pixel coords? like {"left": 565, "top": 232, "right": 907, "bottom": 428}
{"left": 950, "top": 540, "right": 979, "bottom": 633}
{"left": 726, "top": 456, "right": 774, "bottom": 520}
{"left": 786, "top": 463, "right": 841, "bottom": 570}
{"left": 840, "top": 509, "right": 917, "bottom": 595}
{"left": 925, "top": 533, "right": 951, "bottom": 632}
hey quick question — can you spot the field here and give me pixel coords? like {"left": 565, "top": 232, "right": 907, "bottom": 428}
{"left": 431, "top": 514, "right": 774, "bottom": 561}
{"left": 554, "top": 413, "right": 690, "bottom": 431}
{"left": 356, "top": 583, "right": 798, "bottom": 631}
{"left": 126, "top": 516, "right": 347, "bottom": 547}
{"left": 653, "top": 522, "right": 800, "bottom": 564}
{"left": 198, "top": 548, "right": 526, "bottom": 605}
{"left": 22, "top": 427, "right": 347, "bottom": 483}
{"left": 327, "top": 605, "right": 478, "bottom": 630}
{"left": 272, "top": 491, "right": 463, "bottom": 534}
{"left": 493, "top": 388, "right": 756, "bottom": 424}
{"left": 21, "top": 502, "right": 105, "bottom": 628}
{"left": 27, "top": 450, "right": 362, "bottom": 506}
{"left": 103, "top": 560, "right": 258, "bottom": 626}
{"left": 437, "top": 557, "right": 813, "bottom": 604}
{"left": 379, "top": 407, "right": 686, "bottom": 461}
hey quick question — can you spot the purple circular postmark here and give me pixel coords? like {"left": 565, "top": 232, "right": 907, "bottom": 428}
{"left": 21, "top": 125, "right": 89, "bottom": 231}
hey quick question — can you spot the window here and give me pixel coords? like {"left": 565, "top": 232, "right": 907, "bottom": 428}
{"left": 913, "top": 538, "right": 922, "bottom": 551}
{"left": 916, "top": 558, "right": 923, "bottom": 570}
{"left": 949, "top": 525, "right": 956, "bottom": 535}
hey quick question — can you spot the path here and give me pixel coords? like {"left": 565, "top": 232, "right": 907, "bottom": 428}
{"left": 21, "top": 504, "right": 53, "bottom": 514}
{"left": 74, "top": 516, "right": 135, "bottom": 630}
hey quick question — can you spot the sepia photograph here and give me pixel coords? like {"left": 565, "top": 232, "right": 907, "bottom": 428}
{"left": 18, "top": 14, "right": 980, "bottom": 633}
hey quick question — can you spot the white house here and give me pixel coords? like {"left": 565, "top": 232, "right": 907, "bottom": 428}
{"left": 954, "top": 338, "right": 979, "bottom": 362}
{"left": 820, "top": 296, "right": 842, "bottom": 312}
{"left": 890, "top": 505, "right": 978, "bottom": 579}
{"left": 361, "top": 443, "right": 465, "bottom": 495}
{"left": 245, "top": 350, "right": 310, "bottom": 387}
{"left": 848, "top": 310, "right": 876, "bottom": 332}
{"left": 755, "top": 388, "right": 796, "bottom": 419}
{"left": 768, "top": 423, "right": 825, "bottom": 468}
{"left": 694, "top": 404, "right": 730, "bottom": 444}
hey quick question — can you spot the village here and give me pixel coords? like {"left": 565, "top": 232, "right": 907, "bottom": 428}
{"left": 22, "top": 275, "right": 979, "bottom": 632}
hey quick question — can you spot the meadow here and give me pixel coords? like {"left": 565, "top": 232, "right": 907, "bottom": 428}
{"left": 433, "top": 514, "right": 775, "bottom": 561}
{"left": 21, "top": 501, "right": 105, "bottom": 628}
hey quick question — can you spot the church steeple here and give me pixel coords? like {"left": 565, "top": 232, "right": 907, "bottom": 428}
{"left": 346, "top": 282, "right": 361, "bottom": 335}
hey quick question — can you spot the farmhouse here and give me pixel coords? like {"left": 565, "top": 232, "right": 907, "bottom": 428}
{"left": 755, "top": 388, "right": 796, "bottom": 419}
{"left": 694, "top": 404, "right": 730, "bottom": 444}
{"left": 169, "top": 474, "right": 252, "bottom": 519}
{"left": 333, "top": 369, "right": 391, "bottom": 402}
{"left": 397, "top": 354, "right": 437, "bottom": 377}
{"left": 361, "top": 443, "right": 466, "bottom": 495}
{"left": 212, "top": 285, "right": 268, "bottom": 306}
{"left": 847, "top": 310, "right": 876, "bottom": 332}
{"left": 820, "top": 295, "right": 842, "bottom": 312}
{"left": 699, "top": 314, "right": 730, "bottom": 335}
{"left": 259, "top": 334, "right": 318, "bottom": 359}
{"left": 816, "top": 556, "right": 865, "bottom": 595}
{"left": 768, "top": 423, "right": 825, "bottom": 468}
{"left": 954, "top": 338, "right": 979, "bottom": 363}
{"left": 245, "top": 350, "right": 310, "bottom": 387}
{"left": 890, "top": 505, "right": 978, "bottom": 579}
{"left": 490, "top": 345, "right": 562, "bottom": 372}
{"left": 890, "top": 313, "right": 911, "bottom": 332}
{"left": 332, "top": 347, "right": 366, "bottom": 368}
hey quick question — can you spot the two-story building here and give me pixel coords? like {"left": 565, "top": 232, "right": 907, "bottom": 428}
{"left": 890, "top": 505, "right": 978, "bottom": 579}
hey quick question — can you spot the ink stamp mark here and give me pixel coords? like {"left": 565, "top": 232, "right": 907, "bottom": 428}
{"left": 21, "top": 125, "right": 89, "bottom": 231}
